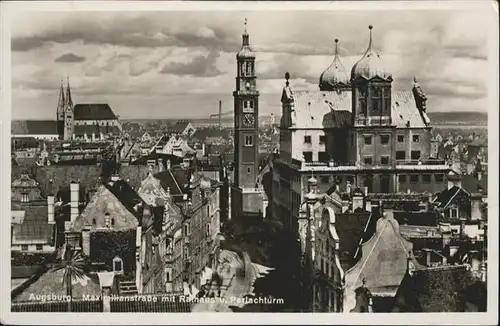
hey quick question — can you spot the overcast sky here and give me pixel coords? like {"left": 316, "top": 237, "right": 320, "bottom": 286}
{"left": 10, "top": 9, "right": 491, "bottom": 120}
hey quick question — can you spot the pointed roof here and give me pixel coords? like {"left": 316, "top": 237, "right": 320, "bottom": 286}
{"left": 237, "top": 18, "right": 255, "bottom": 59}
{"left": 56, "top": 79, "right": 65, "bottom": 118}
{"left": 319, "top": 39, "right": 350, "bottom": 90}
{"left": 65, "top": 75, "right": 73, "bottom": 110}
{"left": 351, "top": 25, "right": 392, "bottom": 81}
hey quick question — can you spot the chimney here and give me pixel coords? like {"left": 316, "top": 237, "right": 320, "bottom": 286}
{"left": 459, "top": 219, "right": 466, "bottom": 237}
{"left": 82, "top": 223, "right": 91, "bottom": 256}
{"left": 70, "top": 181, "right": 80, "bottom": 224}
{"left": 423, "top": 248, "right": 432, "bottom": 267}
{"left": 47, "top": 195, "right": 55, "bottom": 224}
{"left": 341, "top": 200, "right": 349, "bottom": 213}
{"left": 111, "top": 175, "right": 120, "bottom": 182}
{"left": 365, "top": 200, "right": 371, "bottom": 212}
{"left": 335, "top": 184, "right": 340, "bottom": 193}
{"left": 477, "top": 171, "right": 482, "bottom": 181}
{"left": 202, "top": 143, "right": 206, "bottom": 156}
{"left": 166, "top": 159, "right": 171, "bottom": 170}
{"left": 158, "top": 158, "right": 164, "bottom": 172}
{"left": 352, "top": 193, "right": 364, "bottom": 212}
{"left": 364, "top": 186, "right": 368, "bottom": 196}
{"left": 346, "top": 181, "right": 352, "bottom": 195}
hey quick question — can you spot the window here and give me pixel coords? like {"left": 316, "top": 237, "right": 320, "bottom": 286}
{"left": 380, "top": 135, "right": 390, "bottom": 145}
{"left": 422, "top": 174, "right": 431, "bottom": 183}
{"left": 184, "top": 247, "right": 190, "bottom": 258}
{"left": 21, "top": 245, "right": 28, "bottom": 252}
{"left": 396, "top": 151, "right": 406, "bottom": 160}
{"left": 206, "top": 223, "right": 211, "bottom": 237}
{"left": 36, "top": 244, "right": 43, "bottom": 251}
{"left": 410, "top": 175, "right": 419, "bottom": 184}
{"left": 166, "top": 271, "right": 171, "bottom": 282}
{"left": 449, "top": 207, "right": 459, "bottom": 218}
{"left": 411, "top": 150, "right": 421, "bottom": 160}
{"left": 243, "top": 100, "right": 254, "bottom": 109}
{"left": 113, "top": 257, "right": 123, "bottom": 273}
{"left": 318, "top": 151, "right": 328, "bottom": 162}
{"left": 302, "top": 151, "right": 313, "bottom": 162}
{"left": 21, "top": 193, "right": 29, "bottom": 203}
{"left": 364, "top": 135, "right": 372, "bottom": 145}
{"left": 183, "top": 223, "right": 190, "bottom": 236}
{"left": 247, "top": 167, "right": 251, "bottom": 174}
{"left": 319, "top": 135, "right": 326, "bottom": 144}
{"left": 381, "top": 156, "right": 389, "bottom": 165}
{"left": 364, "top": 156, "right": 373, "bottom": 165}
{"left": 111, "top": 218, "right": 115, "bottom": 227}
{"left": 244, "top": 135, "right": 253, "bottom": 146}
{"left": 435, "top": 174, "right": 444, "bottom": 182}
{"left": 397, "top": 135, "right": 405, "bottom": 143}
{"left": 398, "top": 175, "right": 407, "bottom": 183}
{"left": 413, "top": 135, "right": 420, "bottom": 142}
{"left": 304, "top": 136, "right": 312, "bottom": 144}
{"left": 92, "top": 218, "right": 96, "bottom": 226}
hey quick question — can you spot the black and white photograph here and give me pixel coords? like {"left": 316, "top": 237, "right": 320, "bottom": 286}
{"left": 1, "top": 1, "right": 497, "bottom": 324}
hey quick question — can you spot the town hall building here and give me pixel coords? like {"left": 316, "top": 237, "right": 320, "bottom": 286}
{"left": 272, "top": 25, "right": 451, "bottom": 231}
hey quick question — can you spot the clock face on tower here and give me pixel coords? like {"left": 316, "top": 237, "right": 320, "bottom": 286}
{"left": 243, "top": 113, "right": 255, "bottom": 127}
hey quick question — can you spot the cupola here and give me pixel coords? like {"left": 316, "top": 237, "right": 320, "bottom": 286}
{"left": 319, "top": 39, "right": 350, "bottom": 91}
{"left": 237, "top": 19, "right": 255, "bottom": 59}
{"left": 351, "top": 25, "right": 392, "bottom": 81}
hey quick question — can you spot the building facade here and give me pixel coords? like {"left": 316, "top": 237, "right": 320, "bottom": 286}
{"left": 272, "top": 26, "right": 450, "bottom": 233}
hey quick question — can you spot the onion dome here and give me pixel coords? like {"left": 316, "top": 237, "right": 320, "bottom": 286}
{"left": 237, "top": 18, "right": 255, "bottom": 59}
{"left": 319, "top": 39, "right": 350, "bottom": 90}
{"left": 351, "top": 25, "right": 392, "bottom": 81}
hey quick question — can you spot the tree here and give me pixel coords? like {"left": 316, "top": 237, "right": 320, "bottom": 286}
{"left": 52, "top": 245, "right": 89, "bottom": 312}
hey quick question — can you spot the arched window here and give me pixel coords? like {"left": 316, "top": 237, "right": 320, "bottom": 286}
{"left": 92, "top": 218, "right": 96, "bottom": 226}
{"left": 111, "top": 218, "right": 115, "bottom": 227}
{"left": 113, "top": 256, "right": 123, "bottom": 275}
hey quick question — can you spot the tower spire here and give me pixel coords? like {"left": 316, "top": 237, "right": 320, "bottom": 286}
{"left": 367, "top": 25, "right": 373, "bottom": 52}
{"left": 334, "top": 38, "right": 339, "bottom": 58}
{"left": 65, "top": 74, "right": 73, "bottom": 110}
{"left": 57, "top": 78, "right": 65, "bottom": 119}
{"left": 242, "top": 18, "right": 249, "bottom": 46}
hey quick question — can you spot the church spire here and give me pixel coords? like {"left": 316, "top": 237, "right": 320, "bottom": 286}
{"left": 57, "top": 78, "right": 65, "bottom": 120}
{"left": 65, "top": 74, "right": 73, "bottom": 110}
{"left": 237, "top": 18, "right": 255, "bottom": 59}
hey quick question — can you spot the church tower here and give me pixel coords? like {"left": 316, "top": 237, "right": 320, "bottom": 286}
{"left": 233, "top": 19, "right": 259, "bottom": 189}
{"left": 231, "top": 19, "right": 265, "bottom": 219}
{"left": 63, "top": 76, "right": 74, "bottom": 141}
{"left": 56, "top": 79, "right": 66, "bottom": 139}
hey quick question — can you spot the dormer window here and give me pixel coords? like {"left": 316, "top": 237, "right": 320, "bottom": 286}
{"left": 104, "top": 213, "right": 111, "bottom": 228}
{"left": 113, "top": 256, "right": 123, "bottom": 275}
{"left": 449, "top": 207, "right": 459, "bottom": 219}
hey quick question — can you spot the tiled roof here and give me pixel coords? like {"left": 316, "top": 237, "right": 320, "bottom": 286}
{"left": 105, "top": 179, "right": 145, "bottom": 216}
{"left": 392, "top": 265, "right": 475, "bottom": 312}
{"left": 11, "top": 265, "right": 44, "bottom": 279}
{"left": 11, "top": 120, "right": 59, "bottom": 135}
{"left": 393, "top": 211, "right": 438, "bottom": 227}
{"left": 18, "top": 203, "right": 49, "bottom": 223}
{"left": 334, "top": 212, "right": 372, "bottom": 270}
{"left": 12, "top": 165, "right": 102, "bottom": 198}
{"left": 461, "top": 175, "right": 487, "bottom": 195}
{"left": 74, "top": 125, "right": 102, "bottom": 136}
{"left": 170, "top": 120, "right": 191, "bottom": 133}
{"left": 73, "top": 104, "right": 117, "bottom": 120}
{"left": 344, "top": 213, "right": 418, "bottom": 302}
{"left": 290, "top": 89, "right": 427, "bottom": 129}
{"left": 71, "top": 183, "right": 140, "bottom": 232}
{"left": 13, "top": 269, "right": 102, "bottom": 302}
{"left": 154, "top": 169, "right": 185, "bottom": 196}
{"left": 13, "top": 223, "right": 54, "bottom": 242}
{"left": 434, "top": 186, "right": 463, "bottom": 209}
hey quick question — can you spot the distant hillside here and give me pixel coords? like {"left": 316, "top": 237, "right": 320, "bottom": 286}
{"left": 428, "top": 112, "right": 488, "bottom": 125}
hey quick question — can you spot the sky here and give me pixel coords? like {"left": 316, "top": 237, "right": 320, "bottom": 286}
{"left": 10, "top": 9, "right": 491, "bottom": 120}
